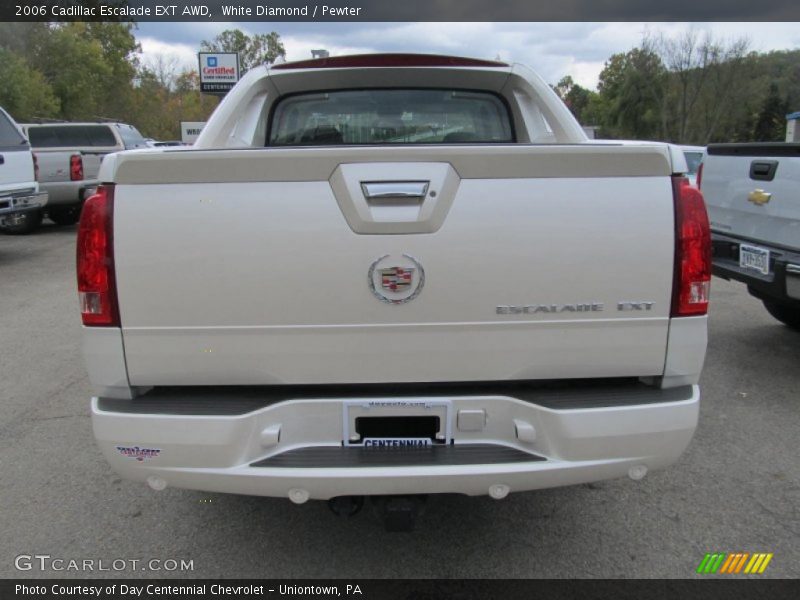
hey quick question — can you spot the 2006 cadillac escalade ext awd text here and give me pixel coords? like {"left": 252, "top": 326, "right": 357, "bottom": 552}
{"left": 80, "top": 54, "right": 711, "bottom": 526}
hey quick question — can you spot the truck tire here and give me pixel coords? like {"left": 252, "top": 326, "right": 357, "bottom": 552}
{"left": 0, "top": 209, "right": 43, "bottom": 235}
{"left": 763, "top": 300, "right": 800, "bottom": 331}
{"left": 48, "top": 206, "right": 82, "bottom": 226}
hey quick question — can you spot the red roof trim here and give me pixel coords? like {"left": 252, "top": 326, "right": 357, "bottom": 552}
{"left": 271, "top": 53, "right": 509, "bottom": 70}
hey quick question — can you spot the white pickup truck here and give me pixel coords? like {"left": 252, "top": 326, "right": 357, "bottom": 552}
{"left": 701, "top": 143, "right": 800, "bottom": 329}
{"left": 81, "top": 54, "right": 711, "bottom": 528}
{"left": 10, "top": 122, "right": 150, "bottom": 233}
{"left": 0, "top": 107, "right": 47, "bottom": 231}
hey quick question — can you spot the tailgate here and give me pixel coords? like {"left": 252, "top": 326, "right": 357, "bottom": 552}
{"left": 0, "top": 150, "right": 34, "bottom": 194}
{"left": 34, "top": 151, "right": 70, "bottom": 184}
{"left": 35, "top": 151, "right": 105, "bottom": 183}
{"left": 0, "top": 110, "right": 33, "bottom": 191}
{"left": 704, "top": 144, "right": 800, "bottom": 250}
{"left": 80, "top": 152, "right": 106, "bottom": 180}
{"left": 111, "top": 145, "right": 676, "bottom": 386}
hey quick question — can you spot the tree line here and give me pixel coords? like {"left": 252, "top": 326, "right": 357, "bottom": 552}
{"left": 0, "top": 23, "right": 796, "bottom": 144}
{"left": 0, "top": 23, "right": 284, "bottom": 140}
{"left": 554, "top": 30, "right": 799, "bottom": 144}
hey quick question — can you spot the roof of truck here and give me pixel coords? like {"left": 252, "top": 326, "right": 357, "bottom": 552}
{"left": 270, "top": 53, "right": 510, "bottom": 70}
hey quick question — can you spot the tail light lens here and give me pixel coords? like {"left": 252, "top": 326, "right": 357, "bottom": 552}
{"left": 672, "top": 175, "right": 711, "bottom": 317}
{"left": 33, "top": 153, "right": 39, "bottom": 181}
{"left": 76, "top": 185, "right": 119, "bottom": 326}
{"left": 70, "top": 154, "right": 83, "bottom": 181}
{"left": 696, "top": 162, "right": 704, "bottom": 189}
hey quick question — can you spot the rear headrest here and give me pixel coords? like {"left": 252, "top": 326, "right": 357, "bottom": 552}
{"left": 443, "top": 131, "right": 479, "bottom": 143}
{"left": 300, "top": 126, "right": 343, "bottom": 145}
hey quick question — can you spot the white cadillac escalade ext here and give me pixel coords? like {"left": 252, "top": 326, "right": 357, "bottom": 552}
{"left": 80, "top": 54, "right": 711, "bottom": 528}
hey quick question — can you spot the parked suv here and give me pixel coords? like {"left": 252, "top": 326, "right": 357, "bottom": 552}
{"left": 9, "top": 121, "right": 148, "bottom": 233}
{"left": 0, "top": 107, "right": 47, "bottom": 232}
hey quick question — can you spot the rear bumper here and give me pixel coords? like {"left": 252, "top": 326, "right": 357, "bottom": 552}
{"left": 0, "top": 191, "right": 47, "bottom": 223}
{"left": 39, "top": 180, "right": 98, "bottom": 206}
{"left": 91, "top": 383, "right": 700, "bottom": 500}
{"left": 712, "top": 232, "right": 800, "bottom": 305}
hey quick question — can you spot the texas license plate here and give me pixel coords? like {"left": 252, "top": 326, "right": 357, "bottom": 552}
{"left": 739, "top": 244, "right": 770, "bottom": 275}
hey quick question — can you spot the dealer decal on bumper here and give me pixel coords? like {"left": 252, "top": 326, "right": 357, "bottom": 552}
{"left": 116, "top": 446, "right": 162, "bottom": 462}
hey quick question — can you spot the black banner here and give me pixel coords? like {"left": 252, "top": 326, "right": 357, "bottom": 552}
{"left": 3, "top": 580, "right": 800, "bottom": 600}
{"left": 4, "top": 0, "right": 800, "bottom": 22}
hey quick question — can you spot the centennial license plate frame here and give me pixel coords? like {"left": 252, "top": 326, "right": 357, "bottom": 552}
{"left": 342, "top": 398, "right": 452, "bottom": 447}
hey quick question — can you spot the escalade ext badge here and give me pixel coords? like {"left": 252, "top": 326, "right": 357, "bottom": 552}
{"left": 368, "top": 254, "right": 425, "bottom": 304}
{"left": 497, "top": 303, "right": 604, "bottom": 314}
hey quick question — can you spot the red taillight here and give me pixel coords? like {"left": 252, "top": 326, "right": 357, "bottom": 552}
{"left": 696, "top": 162, "right": 703, "bottom": 189}
{"left": 671, "top": 176, "right": 711, "bottom": 317}
{"left": 76, "top": 185, "right": 119, "bottom": 326}
{"left": 70, "top": 154, "right": 83, "bottom": 181}
{"left": 33, "top": 153, "right": 39, "bottom": 181}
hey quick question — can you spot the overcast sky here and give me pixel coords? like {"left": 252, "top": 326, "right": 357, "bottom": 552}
{"left": 135, "top": 22, "right": 800, "bottom": 90}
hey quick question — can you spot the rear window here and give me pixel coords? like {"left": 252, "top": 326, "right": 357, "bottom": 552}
{"left": 27, "top": 125, "right": 118, "bottom": 148}
{"left": 268, "top": 89, "right": 514, "bottom": 146}
{"left": 116, "top": 124, "right": 148, "bottom": 149}
{"left": 0, "top": 111, "right": 27, "bottom": 150}
{"left": 683, "top": 151, "right": 704, "bottom": 175}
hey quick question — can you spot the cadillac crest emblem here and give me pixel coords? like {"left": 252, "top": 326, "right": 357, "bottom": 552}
{"left": 380, "top": 266, "right": 415, "bottom": 292}
{"left": 368, "top": 254, "right": 425, "bottom": 304}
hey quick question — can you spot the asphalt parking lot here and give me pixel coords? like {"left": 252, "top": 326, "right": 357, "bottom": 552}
{"left": 1, "top": 221, "right": 798, "bottom": 579}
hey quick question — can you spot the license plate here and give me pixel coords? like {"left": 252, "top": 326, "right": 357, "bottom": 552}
{"left": 342, "top": 399, "right": 452, "bottom": 447}
{"left": 787, "top": 273, "right": 800, "bottom": 300}
{"left": 739, "top": 244, "right": 770, "bottom": 275}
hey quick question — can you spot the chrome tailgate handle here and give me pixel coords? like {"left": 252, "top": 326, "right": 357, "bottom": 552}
{"left": 361, "top": 181, "right": 429, "bottom": 200}
{"left": 330, "top": 163, "right": 459, "bottom": 234}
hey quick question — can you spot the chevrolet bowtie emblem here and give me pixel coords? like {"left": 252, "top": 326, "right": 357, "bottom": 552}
{"left": 748, "top": 189, "right": 771, "bottom": 206}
